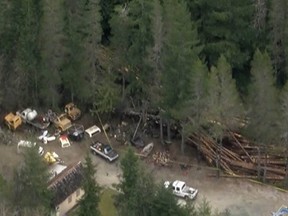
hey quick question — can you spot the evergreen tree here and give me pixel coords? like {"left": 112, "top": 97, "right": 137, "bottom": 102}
{"left": 160, "top": 0, "right": 200, "bottom": 147}
{"left": 125, "top": 0, "right": 154, "bottom": 100}
{"left": 277, "top": 82, "right": 288, "bottom": 188}
{"left": 110, "top": 0, "right": 155, "bottom": 103}
{"left": 0, "top": 0, "right": 42, "bottom": 108}
{"left": 12, "top": 146, "right": 51, "bottom": 214}
{"left": 39, "top": 0, "right": 64, "bottom": 108}
{"left": 187, "top": 0, "right": 255, "bottom": 90}
{"left": 78, "top": 154, "right": 101, "bottom": 216}
{"left": 109, "top": 4, "right": 132, "bottom": 99}
{"left": 116, "top": 148, "right": 189, "bottom": 216}
{"left": 205, "top": 55, "right": 243, "bottom": 177}
{"left": 269, "top": 0, "right": 288, "bottom": 85}
{"left": 246, "top": 49, "right": 279, "bottom": 181}
{"left": 61, "top": 0, "right": 102, "bottom": 103}
{"left": 151, "top": 185, "right": 190, "bottom": 216}
{"left": 187, "top": 58, "right": 209, "bottom": 162}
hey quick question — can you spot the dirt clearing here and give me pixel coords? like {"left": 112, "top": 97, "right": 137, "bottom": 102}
{"left": 0, "top": 122, "right": 287, "bottom": 216}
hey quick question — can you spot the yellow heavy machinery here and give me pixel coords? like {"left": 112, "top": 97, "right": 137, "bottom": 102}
{"left": 44, "top": 152, "right": 64, "bottom": 165}
{"left": 4, "top": 113, "right": 22, "bottom": 130}
{"left": 64, "top": 102, "right": 81, "bottom": 121}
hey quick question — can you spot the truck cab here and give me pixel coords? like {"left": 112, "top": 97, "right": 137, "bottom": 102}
{"left": 4, "top": 113, "right": 22, "bottom": 130}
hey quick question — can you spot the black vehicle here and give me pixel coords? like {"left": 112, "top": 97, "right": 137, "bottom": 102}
{"left": 130, "top": 136, "right": 145, "bottom": 148}
{"left": 67, "top": 124, "right": 85, "bottom": 141}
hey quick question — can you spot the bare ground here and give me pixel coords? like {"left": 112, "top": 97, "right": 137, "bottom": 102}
{"left": 0, "top": 118, "right": 287, "bottom": 216}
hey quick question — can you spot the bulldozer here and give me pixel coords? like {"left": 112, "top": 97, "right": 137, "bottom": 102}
{"left": 64, "top": 102, "right": 81, "bottom": 121}
{"left": 4, "top": 113, "right": 22, "bottom": 130}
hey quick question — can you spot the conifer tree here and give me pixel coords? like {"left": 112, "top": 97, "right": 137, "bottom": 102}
{"left": 269, "top": 0, "right": 288, "bottom": 85}
{"left": 12, "top": 146, "right": 51, "bottom": 214}
{"left": 161, "top": 0, "right": 200, "bottom": 146}
{"left": 206, "top": 55, "right": 243, "bottom": 177}
{"left": 246, "top": 49, "right": 279, "bottom": 181}
{"left": 39, "top": 0, "right": 64, "bottom": 108}
{"left": 62, "top": 0, "right": 103, "bottom": 103}
{"left": 78, "top": 154, "right": 101, "bottom": 216}
{"left": 187, "top": 0, "right": 255, "bottom": 84}
{"left": 279, "top": 83, "right": 288, "bottom": 188}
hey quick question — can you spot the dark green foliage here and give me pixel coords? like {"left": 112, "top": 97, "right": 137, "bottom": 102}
{"left": 12, "top": 146, "right": 51, "bottom": 214}
{"left": 246, "top": 49, "right": 279, "bottom": 144}
{"left": 189, "top": 0, "right": 255, "bottom": 67}
{"left": 0, "top": 0, "right": 43, "bottom": 107}
{"left": 110, "top": 0, "right": 154, "bottom": 100}
{"left": 115, "top": 148, "right": 190, "bottom": 216}
{"left": 61, "top": 0, "right": 102, "bottom": 102}
{"left": 151, "top": 185, "right": 190, "bottom": 216}
{"left": 39, "top": 0, "right": 64, "bottom": 108}
{"left": 268, "top": 0, "right": 288, "bottom": 85}
{"left": 78, "top": 154, "right": 101, "bottom": 216}
{"left": 161, "top": 0, "right": 200, "bottom": 118}
{"left": 187, "top": 59, "right": 209, "bottom": 132}
{"left": 206, "top": 55, "right": 243, "bottom": 131}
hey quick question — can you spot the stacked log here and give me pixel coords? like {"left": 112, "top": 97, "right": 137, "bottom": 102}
{"left": 152, "top": 151, "right": 170, "bottom": 166}
{"left": 187, "top": 131, "right": 287, "bottom": 181}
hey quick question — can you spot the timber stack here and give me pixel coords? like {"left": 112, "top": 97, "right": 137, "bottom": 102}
{"left": 187, "top": 131, "right": 287, "bottom": 182}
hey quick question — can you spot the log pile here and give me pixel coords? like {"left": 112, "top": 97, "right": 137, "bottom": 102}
{"left": 152, "top": 151, "right": 170, "bottom": 166}
{"left": 187, "top": 131, "right": 288, "bottom": 181}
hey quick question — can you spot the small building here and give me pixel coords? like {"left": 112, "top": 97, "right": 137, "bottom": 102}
{"left": 48, "top": 161, "right": 84, "bottom": 216}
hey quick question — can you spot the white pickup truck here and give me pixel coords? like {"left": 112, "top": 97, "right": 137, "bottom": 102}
{"left": 90, "top": 141, "right": 119, "bottom": 162}
{"left": 164, "top": 180, "right": 198, "bottom": 200}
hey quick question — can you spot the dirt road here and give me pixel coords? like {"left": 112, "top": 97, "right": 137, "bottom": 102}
{"left": 0, "top": 129, "right": 287, "bottom": 216}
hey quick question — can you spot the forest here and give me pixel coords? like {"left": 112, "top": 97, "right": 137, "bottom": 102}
{"left": 0, "top": 0, "right": 288, "bottom": 215}
{"left": 0, "top": 0, "right": 288, "bottom": 184}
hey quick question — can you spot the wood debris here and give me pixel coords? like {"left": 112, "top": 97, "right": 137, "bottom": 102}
{"left": 152, "top": 151, "right": 170, "bottom": 166}
{"left": 187, "top": 131, "right": 288, "bottom": 182}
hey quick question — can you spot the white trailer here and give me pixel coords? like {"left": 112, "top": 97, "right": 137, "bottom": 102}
{"left": 90, "top": 141, "right": 118, "bottom": 162}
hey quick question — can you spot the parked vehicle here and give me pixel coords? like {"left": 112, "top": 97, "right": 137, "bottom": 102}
{"left": 90, "top": 141, "right": 119, "bottom": 162}
{"left": 52, "top": 113, "right": 72, "bottom": 132}
{"left": 16, "top": 108, "right": 50, "bottom": 130}
{"left": 44, "top": 151, "right": 64, "bottom": 165}
{"left": 67, "top": 124, "right": 85, "bottom": 141}
{"left": 164, "top": 180, "right": 198, "bottom": 200}
{"left": 4, "top": 113, "right": 22, "bottom": 130}
{"left": 130, "top": 136, "right": 145, "bottom": 148}
{"left": 65, "top": 103, "right": 81, "bottom": 121}
{"left": 85, "top": 125, "right": 101, "bottom": 138}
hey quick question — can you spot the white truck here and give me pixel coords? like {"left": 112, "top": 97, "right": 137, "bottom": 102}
{"left": 16, "top": 108, "right": 50, "bottom": 130}
{"left": 164, "top": 180, "right": 198, "bottom": 200}
{"left": 90, "top": 141, "right": 119, "bottom": 162}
